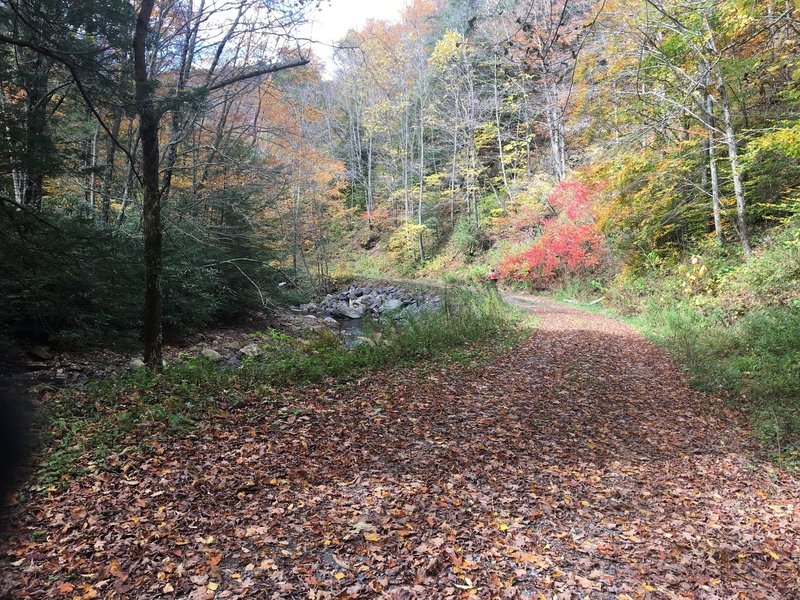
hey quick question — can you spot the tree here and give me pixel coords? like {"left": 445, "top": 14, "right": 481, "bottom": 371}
{"left": 132, "top": 0, "right": 312, "bottom": 368}
{"left": 0, "top": 0, "right": 315, "bottom": 367}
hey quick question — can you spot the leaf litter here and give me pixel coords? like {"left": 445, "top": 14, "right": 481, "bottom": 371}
{"left": 1, "top": 297, "right": 799, "bottom": 598}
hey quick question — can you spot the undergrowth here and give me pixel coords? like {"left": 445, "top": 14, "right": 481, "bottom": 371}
{"left": 37, "top": 289, "right": 528, "bottom": 488}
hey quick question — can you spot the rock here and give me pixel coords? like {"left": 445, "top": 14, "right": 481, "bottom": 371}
{"left": 404, "top": 302, "right": 422, "bottom": 316}
{"left": 297, "top": 283, "right": 436, "bottom": 321}
{"left": 380, "top": 298, "right": 404, "bottom": 313}
{"left": 331, "top": 301, "right": 366, "bottom": 319}
{"left": 323, "top": 317, "right": 339, "bottom": 325}
{"left": 359, "top": 233, "right": 380, "bottom": 250}
{"left": 29, "top": 345, "right": 52, "bottom": 360}
{"left": 129, "top": 358, "right": 146, "bottom": 370}
{"left": 353, "top": 295, "right": 373, "bottom": 307}
{"left": 201, "top": 348, "right": 222, "bottom": 362}
{"left": 239, "top": 343, "right": 261, "bottom": 358}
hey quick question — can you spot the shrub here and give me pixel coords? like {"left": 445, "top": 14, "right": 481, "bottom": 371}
{"left": 498, "top": 181, "right": 608, "bottom": 288}
{"left": 387, "top": 222, "right": 431, "bottom": 269}
{"left": 453, "top": 216, "right": 492, "bottom": 259}
{"left": 0, "top": 201, "right": 280, "bottom": 349}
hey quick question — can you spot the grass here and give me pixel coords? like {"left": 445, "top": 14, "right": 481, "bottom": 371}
{"left": 36, "top": 289, "right": 529, "bottom": 488}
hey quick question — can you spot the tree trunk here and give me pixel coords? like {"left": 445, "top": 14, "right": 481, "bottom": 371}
{"left": 547, "top": 95, "right": 565, "bottom": 182}
{"left": 22, "top": 77, "right": 48, "bottom": 210}
{"left": 86, "top": 118, "right": 100, "bottom": 210}
{"left": 135, "top": 0, "right": 163, "bottom": 370}
{"left": 366, "top": 133, "right": 373, "bottom": 228}
{"left": 703, "top": 85, "right": 723, "bottom": 244}
{"left": 100, "top": 110, "right": 122, "bottom": 224}
{"left": 717, "top": 78, "right": 750, "bottom": 257}
{"left": 403, "top": 100, "right": 410, "bottom": 225}
{"left": 0, "top": 90, "right": 25, "bottom": 204}
{"left": 493, "top": 56, "right": 509, "bottom": 205}
{"left": 418, "top": 97, "right": 425, "bottom": 262}
{"left": 450, "top": 117, "right": 457, "bottom": 227}
{"left": 706, "top": 18, "right": 750, "bottom": 257}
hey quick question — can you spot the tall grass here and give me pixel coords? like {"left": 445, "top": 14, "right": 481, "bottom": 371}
{"left": 241, "top": 288, "right": 523, "bottom": 383}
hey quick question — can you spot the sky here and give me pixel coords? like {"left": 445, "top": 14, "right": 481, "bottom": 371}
{"left": 303, "top": 0, "right": 408, "bottom": 75}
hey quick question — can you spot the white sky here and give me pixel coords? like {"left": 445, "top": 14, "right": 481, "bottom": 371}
{"left": 303, "top": 0, "right": 408, "bottom": 75}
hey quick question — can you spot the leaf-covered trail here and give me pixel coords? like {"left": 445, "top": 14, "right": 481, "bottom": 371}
{"left": 3, "top": 298, "right": 800, "bottom": 599}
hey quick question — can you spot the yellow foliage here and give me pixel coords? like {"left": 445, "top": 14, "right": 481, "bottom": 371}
{"left": 388, "top": 222, "right": 429, "bottom": 264}
{"left": 429, "top": 30, "right": 464, "bottom": 71}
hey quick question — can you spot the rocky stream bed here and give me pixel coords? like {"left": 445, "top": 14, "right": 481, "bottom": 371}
{"left": 5, "top": 283, "right": 440, "bottom": 389}
{"left": 292, "top": 283, "right": 441, "bottom": 320}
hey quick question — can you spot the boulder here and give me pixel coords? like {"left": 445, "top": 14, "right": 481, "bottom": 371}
{"left": 379, "top": 298, "right": 404, "bottom": 313}
{"left": 297, "top": 283, "right": 435, "bottom": 321}
{"left": 404, "top": 302, "right": 422, "bottom": 316}
{"left": 239, "top": 343, "right": 261, "bottom": 358}
{"left": 353, "top": 295, "right": 374, "bottom": 307}
{"left": 201, "top": 348, "right": 223, "bottom": 362}
{"left": 331, "top": 301, "right": 366, "bottom": 319}
{"left": 129, "top": 357, "right": 146, "bottom": 370}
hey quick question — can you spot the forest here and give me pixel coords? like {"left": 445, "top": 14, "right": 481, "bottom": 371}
{"left": 1, "top": 0, "right": 800, "bottom": 597}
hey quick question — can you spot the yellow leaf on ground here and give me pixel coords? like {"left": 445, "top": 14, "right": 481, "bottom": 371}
{"left": 335, "top": 572, "right": 345, "bottom": 580}
{"left": 363, "top": 531, "right": 381, "bottom": 542}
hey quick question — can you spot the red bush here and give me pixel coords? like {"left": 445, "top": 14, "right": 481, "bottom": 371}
{"left": 499, "top": 181, "right": 607, "bottom": 288}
